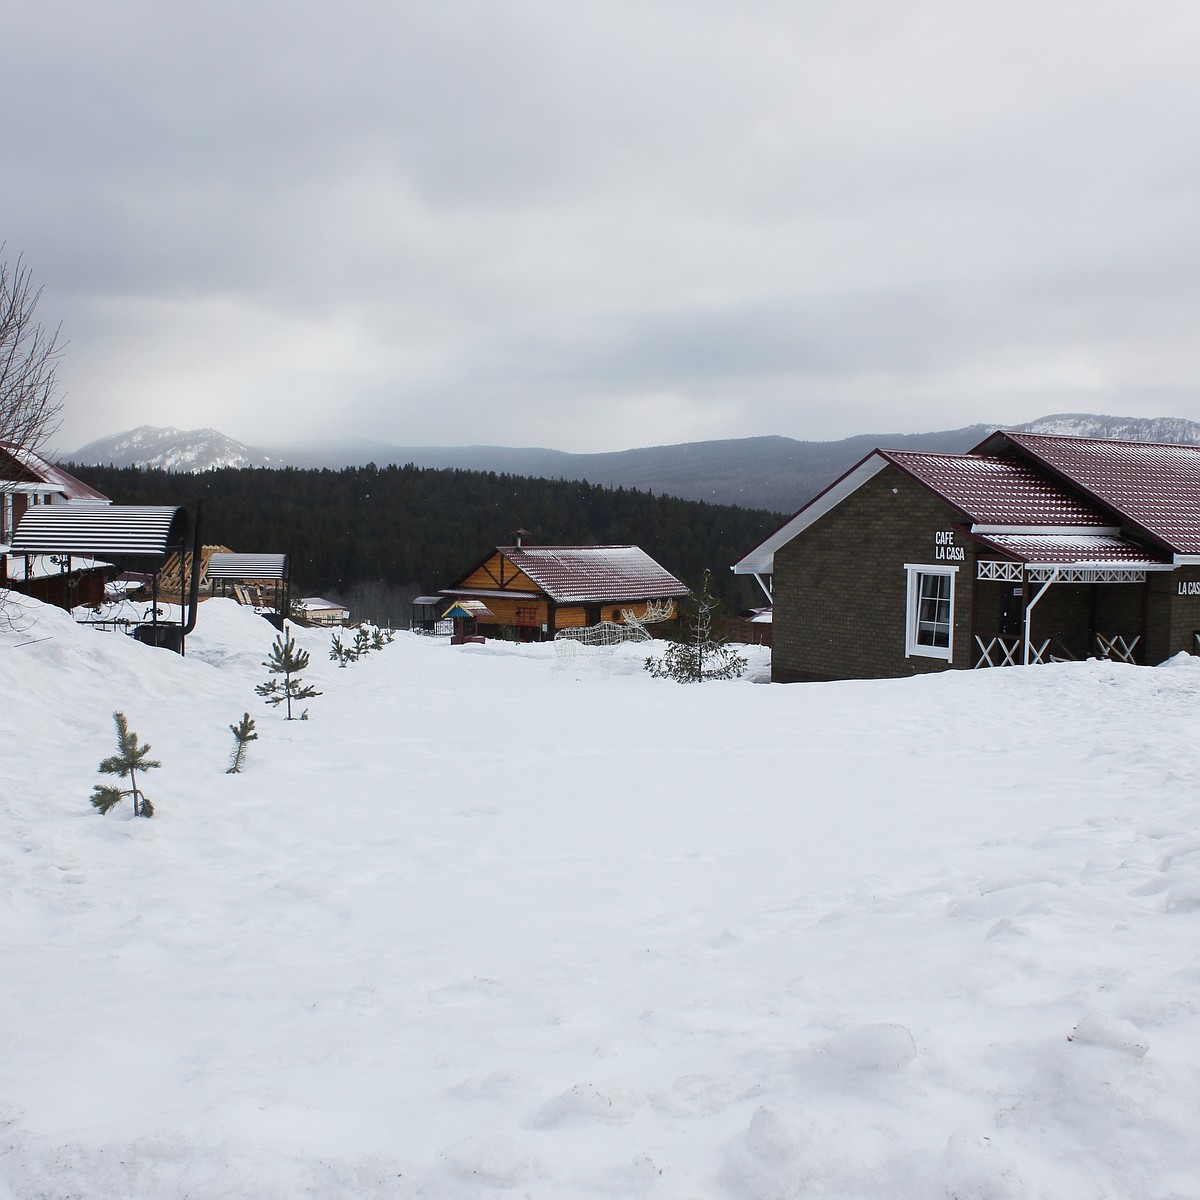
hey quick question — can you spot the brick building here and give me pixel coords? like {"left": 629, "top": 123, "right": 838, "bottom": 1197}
{"left": 733, "top": 431, "right": 1200, "bottom": 682}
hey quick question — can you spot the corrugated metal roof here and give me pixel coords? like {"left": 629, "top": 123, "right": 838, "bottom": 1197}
{"left": 0, "top": 442, "right": 109, "bottom": 502}
{"left": 1000, "top": 431, "right": 1200, "bottom": 553}
{"left": 500, "top": 545, "right": 688, "bottom": 604}
{"left": 884, "top": 451, "right": 1113, "bottom": 527}
{"left": 206, "top": 552, "right": 290, "bottom": 580}
{"left": 971, "top": 531, "right": 1170, "bottom": 567}
{"left": 9, "top": 505, "right": 185, "bottom": 557}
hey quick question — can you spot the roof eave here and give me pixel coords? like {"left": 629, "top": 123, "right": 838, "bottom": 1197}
{"left": 732, "top": 451, "right": 889, "bottom": 575}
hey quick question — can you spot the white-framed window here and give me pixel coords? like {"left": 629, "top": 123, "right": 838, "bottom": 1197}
{"left": 904, "top": 564, "right": 957, "bottom": 661}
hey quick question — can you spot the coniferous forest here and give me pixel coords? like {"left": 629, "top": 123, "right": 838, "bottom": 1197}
{"left": 70, "top": 463, "right": 782, "bottom": 625}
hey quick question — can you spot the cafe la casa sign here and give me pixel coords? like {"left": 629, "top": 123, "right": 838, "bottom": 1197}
{"left": 935, "top": 530, "right": 965, "bottom": 562}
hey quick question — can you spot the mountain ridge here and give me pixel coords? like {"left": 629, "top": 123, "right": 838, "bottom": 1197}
{"left": 65, "top": 413, "right": 1200, "bottom": 513}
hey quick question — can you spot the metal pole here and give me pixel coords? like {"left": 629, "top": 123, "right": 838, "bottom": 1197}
{"left": 1023, "top": 568, "right": 1060, "bottom": 664}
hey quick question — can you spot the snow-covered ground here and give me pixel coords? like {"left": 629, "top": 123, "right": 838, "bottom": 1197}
{"left": 2, "top": 595, "right": 1198, "bottom": 1199}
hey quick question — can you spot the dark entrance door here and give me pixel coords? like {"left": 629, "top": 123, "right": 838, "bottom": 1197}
{"left": 998, "top": 585, "right": 1024, "bottom": 636}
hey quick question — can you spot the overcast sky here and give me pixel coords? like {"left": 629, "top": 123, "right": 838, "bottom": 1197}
{"left": 7, "top": 0, "right": 1200, "bottom": 454}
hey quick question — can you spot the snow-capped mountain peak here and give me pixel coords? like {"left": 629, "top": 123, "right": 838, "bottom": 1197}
{"left": 67, "top": 425, "right": 270, "bottom": 472}
{"left": 1019, "top": 412, "right": 1200, "bottom": 443}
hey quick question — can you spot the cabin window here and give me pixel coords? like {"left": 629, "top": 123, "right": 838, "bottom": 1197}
{"left": 904, "top": 564, "right": 957, "bottom": 661}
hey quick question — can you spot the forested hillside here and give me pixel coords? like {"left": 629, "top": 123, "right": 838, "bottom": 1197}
{"left": 70, "top": 463, "right": 781, "bottom": 623}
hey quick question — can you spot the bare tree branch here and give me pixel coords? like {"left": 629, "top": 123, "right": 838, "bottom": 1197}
{"left": 0, "top": 245, "right": 64, "bottom": 455}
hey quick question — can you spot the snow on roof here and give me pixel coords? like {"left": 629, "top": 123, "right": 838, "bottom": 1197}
{"left": 299, "top": 597, "right": 348, "bottom": 612}
{"left": 0, "top": 442, "right": 109, "bottom": 502}
{"left": 4, "top": 553, "right": 111, "bottom": 581}
{"left": 970, "top": 531, "right": 1171, "bottom": 568}
{"left": 498, "top": 544, "right": 688, "bottom": 604}
{"left": 994, "top": 431, "right": 1200, "bottom": 554}
{"left": 442, "top": 599, "right": 496, "bottom": 620}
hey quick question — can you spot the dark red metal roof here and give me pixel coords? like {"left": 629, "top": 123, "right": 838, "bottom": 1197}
{"left": 882, "top": 451, "right": 1113, "bottom": 527}
{"left": 970, "top": 531, "right": 1169, "bottom": 566}
{"left": 500, "top": 545, "right": 688, "bottom": 604}
{"left": 0, "top": 442, "right": 109, "bottom": 502}
{"left": 997, "top": 432, "right": 1200, "bottom": 554}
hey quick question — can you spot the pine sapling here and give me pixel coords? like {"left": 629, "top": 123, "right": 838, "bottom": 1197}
{"left": 226, "top": 712, "right": 258, "bottom": 773}
{"left": 644, "top": 569, "right": 748, "bottom": 683}
{"left": 256, "top": 626, "right": 321, "bottom": 720}
{"left": 330, "top": 632, "right": 356, "bottom": 667}
{"left": 352, "top": 626, "right": 372, "bottom": 659}
{"left": 370, "top": 625, "right": 394, "bottom": 651}
{"left": 90, "top": 711, "right": 161, "bottom": 817}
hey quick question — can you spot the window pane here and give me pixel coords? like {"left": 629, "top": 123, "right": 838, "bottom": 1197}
{"left": 916, "top": 573, "right": 951, "bottom": 647}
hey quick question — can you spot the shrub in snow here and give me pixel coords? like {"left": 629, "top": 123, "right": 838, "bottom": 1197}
{"left": 644, "top": 569, "right": 747, "bottom": 683}
{"left": 255, "top": 627, "right": 321, "bottom": 720}
{"left": 226, "top": 712, "right": 258, "bottom": 774}
{"left": 90, "top": 711, "right": 160, "bottom": 818}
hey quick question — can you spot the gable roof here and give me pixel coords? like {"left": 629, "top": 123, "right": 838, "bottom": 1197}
{"left": 978, "top": 430, "right": 1200, "bottom": 555}
{"left": 883, "top": 451, "right": 1113, "bottom": 527}
{"left": 732, "top": 432, "right": 1195, "bottom": 577}
{"left": 446, "top": 544, "right": 688, "bottom": 605}
{"left": 501, "top": 545, "right": 687, "bottom": 603}
{"left": 0, "top": 442, "right": 109, "bottom": 502}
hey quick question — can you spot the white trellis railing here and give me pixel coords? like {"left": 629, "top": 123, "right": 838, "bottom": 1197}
{"left": 1094, "top": 633, "right": 1140, "bottom": 663}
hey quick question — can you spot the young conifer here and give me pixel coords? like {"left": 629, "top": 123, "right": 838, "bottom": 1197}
{"left": 352, "top": 626, "right": 372, "bottom": 660}
{"left": 226, "top": 712, "right": 258, "bottom": 773}
{"left": 644, "top": 569, "right": 748, "bottom": 683}
{"left": 330, "top": 631, "right": 357, "bottom": 667}
{"left": 256, "top": 627, "right": 322, "bottom": 720}
{"left": 90, "top": 711, "right": 160, "bottom": 817}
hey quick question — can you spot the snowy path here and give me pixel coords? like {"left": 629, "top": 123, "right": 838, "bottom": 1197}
{"left": 2, "top": 599, "right": 1198, "bottom": 1198}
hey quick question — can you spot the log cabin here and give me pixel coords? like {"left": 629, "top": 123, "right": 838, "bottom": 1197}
{"left": 440, "top": 532, "right": 688, "bottom": 640}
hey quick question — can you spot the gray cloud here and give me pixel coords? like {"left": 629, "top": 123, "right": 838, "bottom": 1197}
{"left": 6, "top": 0, "right": 1200, "bottom": 453}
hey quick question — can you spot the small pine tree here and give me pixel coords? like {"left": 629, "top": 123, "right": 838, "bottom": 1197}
{"left": 370, "top": 625, "right": 394, "bottom": 651}
{"left": 226, "top": 712, "right": 258, "bottom": 773}
{"left": 352, "top": 626, "right": 372, "bottom": 659}
{"left": 90, "top": 711, "right": 161, "bottom": 817}
{"left": 256, "top": 626, "right": 321, "bottom": 720}
{"left": 644, "top": 569, "right": 748, "bottom": 683}
{"left": 330, "top": 632, "right": 356, "bottom": 667}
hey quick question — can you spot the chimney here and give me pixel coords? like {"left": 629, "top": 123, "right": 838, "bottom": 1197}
{"left": 512, "top": 528, "right": 532, "bottom": 548}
